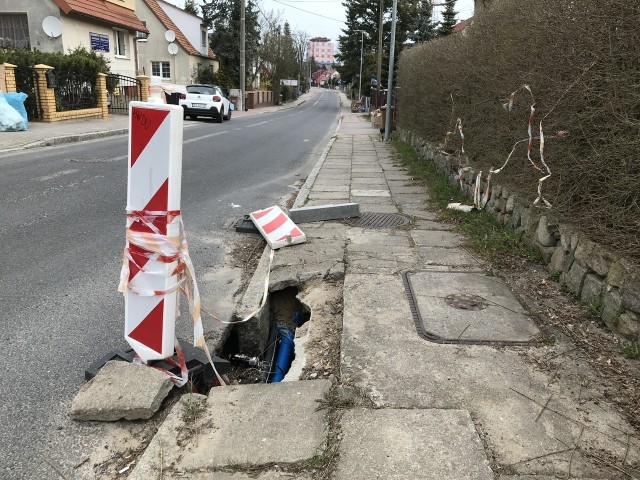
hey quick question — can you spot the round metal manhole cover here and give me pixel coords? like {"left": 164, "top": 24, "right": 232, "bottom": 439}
{"left": 343, "top": 212, "right": 410, "bottom": 228}
{"left": 444, "top": 293, "right": 489, "bottom": 311}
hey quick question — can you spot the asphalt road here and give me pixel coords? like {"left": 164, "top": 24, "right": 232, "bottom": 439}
{"left": 0, "top": 89, "right": 341, "bottom": 478}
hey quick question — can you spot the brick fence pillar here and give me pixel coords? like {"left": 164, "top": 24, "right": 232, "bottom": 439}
{"left": 96, "top": 73, "right": 109, "bottom": 119}
{"left": 137, "top": 75, "right": 149, "bottom": 102}
{"left": 35, "top": 64, "right": 56, "bottom": 122}
{"left": 2, "top": 63, "right": 17, "bottom": 92}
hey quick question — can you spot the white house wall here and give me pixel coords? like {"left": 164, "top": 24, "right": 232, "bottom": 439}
{"left": 156, "top": 0, "right": 208, "bottom": 56}
{"left": 135, "top": 0, "right": 190, "bottom": 84}
{"left": 60, "top": 15, "right": 136, "bottom": 77}
{"left": 0, "top": 0, "right": 63, "bottom": 53}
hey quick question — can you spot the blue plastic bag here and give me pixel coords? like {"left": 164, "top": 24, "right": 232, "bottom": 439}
{"left": 5, "top": 92, "right": 28, "bottom": 128}
{"left": 0, "top": 90, "right": 26, "bottom": 131}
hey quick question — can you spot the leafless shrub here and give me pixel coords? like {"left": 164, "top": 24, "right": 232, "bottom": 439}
{"left": 398, "top": 0, "right": 640, "bottom": 261}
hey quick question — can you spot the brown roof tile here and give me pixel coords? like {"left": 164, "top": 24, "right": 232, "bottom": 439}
{"left": 53, "top": 0, "right": 148, "bottom": 32}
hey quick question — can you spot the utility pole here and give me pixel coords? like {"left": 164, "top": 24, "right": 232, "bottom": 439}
{"left": 239, "top": 0, "right": 246, "bottom": 112}
{"left": 383, "top": 0, "right": 397, "bottom": 142}
{"left": 376, "top": 0, "right": 383, "bottom": 106}
{"left": 355, "top": 30, "right": 364, "bottom": 102}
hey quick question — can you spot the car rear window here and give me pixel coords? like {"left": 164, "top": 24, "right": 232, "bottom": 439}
{"left": 187, "top": 86, "right": 215, "bottom": 95}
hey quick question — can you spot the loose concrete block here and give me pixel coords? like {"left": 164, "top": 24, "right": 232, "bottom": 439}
{"left": 288, "top": 203, "right": 360, "bottom": 224}
{"left": 70, "top": 361, "right": 173, "bottom": 421}
{"left": 130, "top": 381, "right": 331, "bottom": 479}
{"left": 335, "top": 409, "right": 493, "bottom": 480}
{"left": 581, "top": 274, "right": 605, "bottom": 303}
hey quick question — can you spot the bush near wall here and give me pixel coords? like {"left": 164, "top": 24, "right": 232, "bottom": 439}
{"left": 0, "top": 47, "right": 110, "bottom": 78}
{"left": 397, "top": 0, "right": 640, "bottom": 262}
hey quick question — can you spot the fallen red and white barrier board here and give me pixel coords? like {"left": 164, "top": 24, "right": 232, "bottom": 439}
{"left": 250, "top": 206, "right": 306, "bottom": 249}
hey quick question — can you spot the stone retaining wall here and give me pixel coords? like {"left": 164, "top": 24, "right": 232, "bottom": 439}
{"left": 398, "top": 129, "right": 640, "bottom": 340}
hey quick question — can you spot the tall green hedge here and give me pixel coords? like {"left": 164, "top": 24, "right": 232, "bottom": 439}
{"left": 398, "top": 0, "right": 640, "bottom": 261}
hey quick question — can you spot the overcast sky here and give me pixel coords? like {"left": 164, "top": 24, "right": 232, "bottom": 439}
{"left": 163, "top": 0, "right": 474, "bottom": 46}
{"left": 257, "top": 0, "right": 475, "bottom": 42}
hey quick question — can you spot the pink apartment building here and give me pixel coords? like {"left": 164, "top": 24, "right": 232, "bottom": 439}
{"left": 308, "top": 37, "right": 335, "bottom": 66}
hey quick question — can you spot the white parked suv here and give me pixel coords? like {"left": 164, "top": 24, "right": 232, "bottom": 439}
{"left": 179, "top": 84, "right": 231, "bottom": 122}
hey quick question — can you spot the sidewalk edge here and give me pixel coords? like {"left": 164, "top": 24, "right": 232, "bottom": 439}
{"left": 0, "top": 128, "right": 128, "bottom": 154}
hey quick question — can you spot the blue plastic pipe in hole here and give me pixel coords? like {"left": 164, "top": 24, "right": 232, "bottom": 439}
{"left": 270, "top": 322, "right": 295, "bottom": 382}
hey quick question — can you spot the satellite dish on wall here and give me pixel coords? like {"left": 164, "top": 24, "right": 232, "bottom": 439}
{"left": 168, "top": 43, "right": 179, "bottom": 55}
{"left": 42, "top": 16, "right": 62, "bottom": 38}
{"left": 165, "top": 30, "right": 176, "bottom": 42}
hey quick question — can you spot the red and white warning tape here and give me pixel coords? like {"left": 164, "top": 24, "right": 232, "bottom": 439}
{"left": 118, "top": 210, "right": 226, "bottom": 387}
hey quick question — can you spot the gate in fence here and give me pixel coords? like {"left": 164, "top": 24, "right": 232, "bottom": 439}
{"left": 106, "top": 74, "right": 141, "bottom": 114}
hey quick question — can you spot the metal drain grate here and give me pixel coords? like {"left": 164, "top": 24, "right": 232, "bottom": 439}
{"left": 343, "top": 212, "right": 410, "bottom": 228}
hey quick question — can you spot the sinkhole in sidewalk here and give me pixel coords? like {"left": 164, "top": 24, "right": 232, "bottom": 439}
{"left": 222, "top": 286, "right": 311, "bottom": 385}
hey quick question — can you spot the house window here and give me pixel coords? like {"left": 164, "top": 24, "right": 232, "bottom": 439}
{"left": 201, "top": 30, "right": 206, "bottom": 47}
{"left": 151, "top": 61, "right": 171, "bottom": 79}
{"left": 0, "top": 13, "right": 30, "bottom": 49}
{"left": 114, "top": 29, "right": 128, "bottom": 56}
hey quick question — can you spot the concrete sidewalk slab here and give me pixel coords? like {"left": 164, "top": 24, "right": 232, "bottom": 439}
{"left": 130, "top": 381, "right": 331, "bottom": 479}
{"left": 340, "top": 272, "right": 639, "bottom": 477}
{"left": 170, "top": 472, "right": 312, "bottom": 480}
{"left": 410, "top": 230, "right": 464, "bottom": 247}
{"left": 334, "top": 408, "right": 494, "bottom": 480}
{"left": 406, "top": 270, "right": 540, "bottom": 341}
{"left": 416, "top": 246, "right": 481, "bottom": 266}
{"left": 69, "top": 361, "right": 173, "bottom": 421}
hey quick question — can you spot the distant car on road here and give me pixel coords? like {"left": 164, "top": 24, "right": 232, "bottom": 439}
{"left": 179, "top": 84, "right": 231, "bottom": 122}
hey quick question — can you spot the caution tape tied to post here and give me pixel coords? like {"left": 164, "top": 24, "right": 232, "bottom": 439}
{"left": 118, "top": 209, "right": 224, "bottom": 387}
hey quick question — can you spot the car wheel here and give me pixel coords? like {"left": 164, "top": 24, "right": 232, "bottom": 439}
{"left": 216, "top": 108, "right": 224, "bottom": 123}
{"left": 189, "top": 115, "right": 198, "bottom": 120}
{"left": 225, "top": 109, "right": 232, "bottom": 121}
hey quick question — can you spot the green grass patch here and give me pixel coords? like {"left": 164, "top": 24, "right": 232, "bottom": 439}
{"left": 392, "top": 141, "right": 540, "bottom": 264}
{"left": 581, "top": 300, "right": 604, "bottom": 318}
{"left": 622, "top": 342, "right": 640, "bottom": 359}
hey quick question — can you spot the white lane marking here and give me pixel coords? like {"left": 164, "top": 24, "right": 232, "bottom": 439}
{"left": 303, "top": 139, "right": 310, "bottom": 142}
{"left": 35, "top": 169, "right": 79, "bottom": 181}
{"left": 234, "top": 128, "right": 243, "bottom": 131}
{"left": 183, "top": 131, "right": 226, "bottom": 145}
{"left": 246, "top": 121, "right": 269, "bottom": 127}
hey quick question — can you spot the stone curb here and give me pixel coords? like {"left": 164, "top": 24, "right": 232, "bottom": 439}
{"left": 0, "top": 128, "right": 129, "bottom": 154}
{"left": 232, "top": 92, "right": 345, "bottom": 340}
